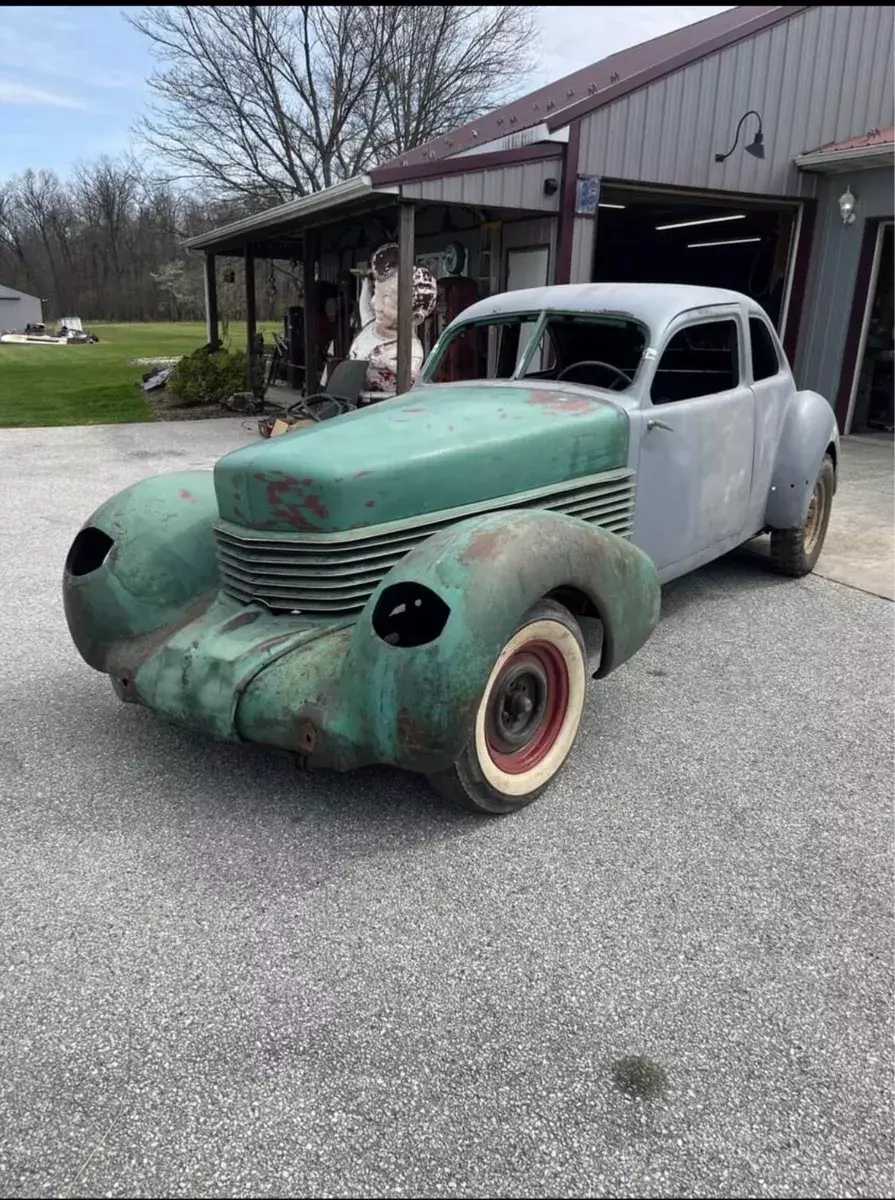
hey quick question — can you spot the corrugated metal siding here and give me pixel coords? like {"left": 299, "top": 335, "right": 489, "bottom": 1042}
{"left": 794, "top": 167, "right": 894, "bottom": 401}
{"left": 579, "top": 6, "right": 894, "bottom": 197}
{"left": 400, "top": 159, "right": 561, "bottom": 212}
{"left": 569, "top": 218, "right": 596, "bottom": 283}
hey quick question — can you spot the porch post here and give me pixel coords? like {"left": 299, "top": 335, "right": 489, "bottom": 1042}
{"left": 303, "top": 231, "right": 319, "bottom": 395}
{"left": 203, "top": 253, "right": 219, "bottom": 347}
{"left": 397, "top": 201, "right": 415, "bottom": 395}
{"left": 244, "top": 245, "right": 256, "bottom": 355}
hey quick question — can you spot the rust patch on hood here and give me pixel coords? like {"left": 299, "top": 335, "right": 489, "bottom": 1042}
{"left": 255, "top": 472, "right": 330, "bottom": 531}
{"left": 527, "top": 391, "right": 596, "bottom": 415}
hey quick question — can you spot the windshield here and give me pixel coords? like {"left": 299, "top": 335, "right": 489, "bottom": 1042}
{"left": 423, "top": 311, "right": 649, "bottom": 392}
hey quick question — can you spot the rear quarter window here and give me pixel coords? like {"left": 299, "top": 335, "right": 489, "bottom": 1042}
{"left": 749, "top": 317, "right": 782, "bottom": 382}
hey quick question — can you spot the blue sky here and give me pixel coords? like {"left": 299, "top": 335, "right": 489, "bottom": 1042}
{"left": 0, "top": 5, "right": 729, "bottom": 179}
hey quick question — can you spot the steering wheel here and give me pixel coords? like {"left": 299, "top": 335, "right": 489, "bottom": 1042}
{"left": 556, "top": 359, "right": 633, "bottom": 390}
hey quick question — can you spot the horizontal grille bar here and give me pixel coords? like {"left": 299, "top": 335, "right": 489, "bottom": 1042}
{"left": 216, "top": 470, "right": 636, "bottom": 616}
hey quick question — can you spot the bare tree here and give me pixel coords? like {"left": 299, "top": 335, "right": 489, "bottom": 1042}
{"left": 0, "top": 156, "right": 300, "bottom": 322}
{"left": 128, "top": 5, "right": 535, "bottom": 204}
{"left": 370, "top": 6, "right": 535, "bottom": 162}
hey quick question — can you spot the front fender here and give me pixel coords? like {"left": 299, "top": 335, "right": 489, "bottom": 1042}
{"left": 316, "top": 510, "right": 660, "bottom": 774}
{"left": 63, "top": 470, "right": 220, "bottom": 672}
{"left": 765, "top": 390, "right": 839, "bottom": 529}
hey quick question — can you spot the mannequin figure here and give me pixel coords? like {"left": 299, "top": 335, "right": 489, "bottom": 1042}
{"left": 347, "top": 243, "right": 437, "bottom": 393}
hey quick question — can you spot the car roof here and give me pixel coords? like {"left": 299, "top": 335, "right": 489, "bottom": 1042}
{"left": 453, "top": 282, "right": 763, "bottom": 334}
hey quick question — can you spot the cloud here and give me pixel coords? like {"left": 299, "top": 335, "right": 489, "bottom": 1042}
{"left": 534, "top": 5, "right": 733, "bottom": 85}
{"left": 0, "top": 78, "right": 92, "bottom": 109}
{"left": 0, "top": 21, "right": 139, "bottom": 88}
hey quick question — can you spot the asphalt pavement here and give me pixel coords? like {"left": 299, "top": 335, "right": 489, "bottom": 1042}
{"left": 1, "top": 420, "right": 892, "bottom": 1198}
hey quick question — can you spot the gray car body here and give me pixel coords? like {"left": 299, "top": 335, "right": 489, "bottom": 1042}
{"left": 421, "top": 283, "right": 839, "bottom": 585}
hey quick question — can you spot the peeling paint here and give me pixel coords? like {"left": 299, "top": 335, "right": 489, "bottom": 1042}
{"left": 527, "top": 392, "right": 596, "bottom": 415}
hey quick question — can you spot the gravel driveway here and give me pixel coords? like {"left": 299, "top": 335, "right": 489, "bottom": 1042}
{"left": 1, "top": 421, "right": 892, "bottom": 1198}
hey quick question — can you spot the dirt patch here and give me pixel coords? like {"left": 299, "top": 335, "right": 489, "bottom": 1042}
{"left": 145, "top": 390, "right": 231, "bottom": 422}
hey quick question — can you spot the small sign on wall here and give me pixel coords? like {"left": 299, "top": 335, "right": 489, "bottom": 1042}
{"left": 575, "top": 176, "right": 601, "bottom": 215}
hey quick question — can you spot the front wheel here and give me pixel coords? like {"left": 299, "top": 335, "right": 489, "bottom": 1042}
{"left": 770, "top": 454, "right": 835, "bottom": 577}
{"left": 427, "top": 599, "right": 588, "bottom": 815}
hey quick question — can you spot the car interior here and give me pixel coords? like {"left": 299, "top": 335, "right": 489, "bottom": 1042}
{"left": 649, "top": 318, "right": 740, "bottom": 405}
{"left": 428, "top": 313, "right": 649, "bottom": 390}
{"left": 428, "top": 312, "right": 744, "bottom": 406}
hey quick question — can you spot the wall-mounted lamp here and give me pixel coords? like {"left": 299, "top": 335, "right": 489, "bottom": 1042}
{"left": 543, "top": 177, "right": 559, "bottom": 196}
{"left": 715, "top": 110, "right": 765, "bottom": 162}
{"left": 838, "top": 186, "right": 857, "bottom": 226}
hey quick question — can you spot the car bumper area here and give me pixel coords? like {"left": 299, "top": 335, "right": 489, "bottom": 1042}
{"left": 107, "top": 593, "right": 355, "bottom": 756}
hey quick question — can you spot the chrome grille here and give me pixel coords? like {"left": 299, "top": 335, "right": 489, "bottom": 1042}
{"left": 216, "top": 468, "right": 636, "bottom": 616}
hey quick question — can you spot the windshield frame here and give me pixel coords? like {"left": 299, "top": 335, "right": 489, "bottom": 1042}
{"left": 421, "top": 307, "right": 651, "bottom": 391}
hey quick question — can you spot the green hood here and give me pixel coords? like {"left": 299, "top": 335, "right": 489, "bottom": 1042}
{"left": 214, "top": 382, "right": 628, "bottom": 534}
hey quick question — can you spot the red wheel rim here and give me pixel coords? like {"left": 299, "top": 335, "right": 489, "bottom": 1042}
{"left": 485, "top": 638, "right": 570, "bottom": 775}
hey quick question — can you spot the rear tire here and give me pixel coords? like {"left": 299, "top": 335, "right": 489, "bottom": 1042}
{"left": 427, "top": 599, "right": 587, "bottom": 815}
{"left": 770, "top": 454, "right": 835, "bottom": 577}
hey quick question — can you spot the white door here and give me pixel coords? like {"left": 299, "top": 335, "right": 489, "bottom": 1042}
{"left": 506, "top": 246, "right": 549, "bottom": 292}
{"left": 506, "top": 247, "right": 550, "bottom": 367}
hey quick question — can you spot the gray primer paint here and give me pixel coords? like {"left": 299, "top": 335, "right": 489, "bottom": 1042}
{"left": 795, "top": 167, "right": 894, "bottom": 403}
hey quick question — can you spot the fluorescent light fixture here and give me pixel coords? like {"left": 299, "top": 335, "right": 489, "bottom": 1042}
{"left": 687, "top": 236, "right": 762, "bottom": 248}
{"left": 598, "top": 202, "right": 626, "bottom": 209}
{"left": 656, "top": 213, "right": 746, "bottom": 231}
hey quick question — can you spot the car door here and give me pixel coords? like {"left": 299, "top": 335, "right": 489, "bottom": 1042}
{"left": 631, "top": 310, "right": 755, "bottom": 575}
{"left": 743, "top": 313, "right": 793, "bottom": 534}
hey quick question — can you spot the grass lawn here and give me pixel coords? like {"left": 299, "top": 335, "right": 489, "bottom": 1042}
{"left": 0, "top": 322, "right": 278, "bottom": 428}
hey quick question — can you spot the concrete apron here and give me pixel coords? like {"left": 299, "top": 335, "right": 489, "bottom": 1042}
{"left": 745, "top": 435, "right": 894, "bottom": 600}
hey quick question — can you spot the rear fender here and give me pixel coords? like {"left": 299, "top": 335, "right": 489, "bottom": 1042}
{"left": 320, "top": 510, "right": 660, "bottom": 774}
{"left": 765, "top": 390, "right": 839, "bottom": 528}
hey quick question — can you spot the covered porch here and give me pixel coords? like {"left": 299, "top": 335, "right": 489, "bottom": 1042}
{"left": 183, "top": 150, "right": 563, "bottom": 402}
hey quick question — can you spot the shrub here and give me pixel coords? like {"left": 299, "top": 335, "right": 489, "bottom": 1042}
{"left": 165, "top": 345, "right": 247, "bottom": 407}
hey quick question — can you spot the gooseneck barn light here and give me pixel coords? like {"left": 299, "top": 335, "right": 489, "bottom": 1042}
{"left": 838, "top": 187, "right": 857, "bottom": 225}
{"left": 715, "top": 110, "right": 765, "bottom": 162}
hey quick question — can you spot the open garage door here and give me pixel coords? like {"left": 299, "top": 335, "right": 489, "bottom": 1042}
{"left": 591, "top": 185, "right": 801, "bottom": 335}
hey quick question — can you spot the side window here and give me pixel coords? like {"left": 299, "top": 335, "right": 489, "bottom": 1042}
{"left": 651, "top": 319, "right": 740, "bottom": 405}
{"left": 749, "top": 317, "right": 781, "bottom": 382}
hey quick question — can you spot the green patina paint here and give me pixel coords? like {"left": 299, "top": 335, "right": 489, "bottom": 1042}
{"left": 63, "top": 393, "right": 659, "bottom": 777}
{"left": 214, "top": 383, "right": 629, "bottom": 533}
{"left": 237, "top": 510, "right": 660, "bottom": 773}
{"left": 131, "top": 594, "right": 347, "bottom": 740}
{"left": 64, "top": 470, "right": 222, "bottom": 672}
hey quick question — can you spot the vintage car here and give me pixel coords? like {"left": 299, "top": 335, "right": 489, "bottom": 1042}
{"left": 63, "top": 283, "right": 838, "bottom": 814}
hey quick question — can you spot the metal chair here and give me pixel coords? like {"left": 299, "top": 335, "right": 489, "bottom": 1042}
{"left": 287, "top": 358, "right": 370, "bottom": 422}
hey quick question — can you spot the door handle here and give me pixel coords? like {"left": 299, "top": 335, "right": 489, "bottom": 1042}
{"left": 647, "top": 418, "right": 674, "bottom": 432}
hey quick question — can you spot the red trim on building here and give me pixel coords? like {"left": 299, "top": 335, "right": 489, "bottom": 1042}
{"left": 835, "top": 218, "right": 888, "bottom": 431}
{"left": 370, "top": 143, "right": 561, "bottom": 188}
{"left": 804, "top": 125, "right": 895, "bottom": 156}
{"left": 781, "top": 199, "right": 816, "bottom": 365}
{"left": 373, "top": 7, "right": 812, "bottom": 177}
{"left": 546, "top": 6, "right": 811, "bottom": 131}
{"left": 555, "top": 123, "right": 582, "bottom": 285}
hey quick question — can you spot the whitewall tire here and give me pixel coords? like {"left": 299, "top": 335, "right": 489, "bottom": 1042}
{"left": 427, "top": 599, "right": 588, "bottom": 814}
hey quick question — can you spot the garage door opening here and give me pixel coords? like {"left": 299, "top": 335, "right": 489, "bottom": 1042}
{"left": 848, "top": 222, "right": 894, "bottom": 435}
{"left": 591, "top": 188, "right": 798, "bottom": 331}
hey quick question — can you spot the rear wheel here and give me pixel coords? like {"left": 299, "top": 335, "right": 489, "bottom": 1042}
{"left": 770, "top": 454, "right": 835, "bottom": 577}
{"left": 427, "top": 600, "right": 587, "bottom": 815}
